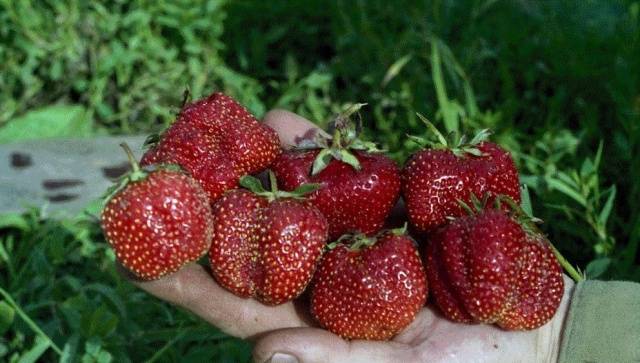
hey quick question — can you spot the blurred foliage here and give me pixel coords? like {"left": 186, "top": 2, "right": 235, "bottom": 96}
{"left": 1, "top": 0, "right": 639, "bottom": 361}
{"left": 0, "top": 0, "right": 264, "bottom": 132}
{"left": 0, "top": 209, "right": 251, "bottom": 363}
{"left": 223, "top": 0, "right": 639, "bottom": 277}
{"left": 0, "top": 105, "right": 93, "bottom": 143}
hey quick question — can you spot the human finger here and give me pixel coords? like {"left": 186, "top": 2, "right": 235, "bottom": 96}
{"left": 263, "top": 109, "right": 328, "bottom": 148}
{"left": 252, "top": 327, "right": 417, "bottom": 363}
{"left": 131, "top": 263, "right": 311, "bottom": 339}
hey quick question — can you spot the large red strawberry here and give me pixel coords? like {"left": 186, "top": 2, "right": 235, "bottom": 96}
{"left": 310, "top": 228, "right": 427, "bottom": 340}
{"left": 101, "top": 144, "right": 213, "bottom": 280}
{"left": 425, "top": 201, "right": 564, "bottom": 330}
{"left": 209, "top": 172, "right": 328, "bottom": 305}
{"left": 141, "top": 92, "right": 281, "bottom": 203}
{"left": 402, "top": 115, "right": 520, "bottom": 233}
{"left": 272, "top": 105, "right": 401, "bottom": 240}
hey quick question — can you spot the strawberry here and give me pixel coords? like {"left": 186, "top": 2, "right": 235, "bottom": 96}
{"left": 208, "top": 172, "right": 328, "bottom": 305}
{"left": 272, "top": 104, "right": 401, "bottom": 240}
{"left": 101, "top": 144, "right": 213, "bottom": 280}
{"left": 310, "top": 228, "right": 428, "bottom": 340}
{"left": 402, "top": 115, "right": 520, "bottom": 233}
{"left": 141, "top": 92, "right": 281, "bottom": 204}
{"left": 425, "top": 200, "right": 564, "bottom": 330}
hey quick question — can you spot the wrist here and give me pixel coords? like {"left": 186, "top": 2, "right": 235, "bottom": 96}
{"left": 539, "top": 275, "right": 576, "bottom": 363}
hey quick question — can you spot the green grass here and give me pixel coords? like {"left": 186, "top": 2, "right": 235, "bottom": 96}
{"left": 1, "top": 0, "right": 639, "bottom": 361}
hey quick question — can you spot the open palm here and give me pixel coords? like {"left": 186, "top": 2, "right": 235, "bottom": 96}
{"left": 131, "top": 110, "right": 573, "bottom": 363}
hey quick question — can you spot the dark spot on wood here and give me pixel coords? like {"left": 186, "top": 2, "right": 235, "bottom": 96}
{"left": 493, "top": 344, "right": 498, "bottom": 349}
{"left": 10, "top": 152, "right": 32, "bottom": 168}
{"left": 42, "top": 179, "right": 84, "bottom": 190}
{"left": 46, "top": 193, "right": 80, "bottom": 203}
{"left": 102, "top": 162, "right": 131, "bottom": 179}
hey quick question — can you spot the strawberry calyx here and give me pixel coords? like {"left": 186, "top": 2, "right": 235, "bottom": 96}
{"left": 456, "top": 193, "right": 492, "bottom": 216}
{"left": 327, "top": 226, "right": 410, "bottom": 252}
{"left": 408, "top": 113, "right": 492, "bottom": 158}
{"left": 143, "top": 133, "right": 161, "bottom": 150}
{"left": 327, "top": 233, "right": 377, "bottom": 251}
{"left": 494, "top": 195, "right": 543, "bottom": 234}
{"left": 296, "top": 103, "right": 384, "bottom": 175}
{"left": 347, "top": 234, "right": 377, "bottom": 251}
{"left": 239, "top": 171, "right": 321, "bottom": 202}
{"left": 103, "top": 143, "right": 183, "bottom": 205}
{"left": 453, "top": 193, "right": 585, "bottom": 282}
{"left": 494, "top": 194, "right": 586, "bottom": 283}
{"left": 143, "top": 89, "right": 192, "bottom": 151}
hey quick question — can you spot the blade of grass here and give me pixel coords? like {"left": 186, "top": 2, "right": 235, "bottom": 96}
{"left": 144, "top": 329, "right": 187, "bottom": 363}
{"left": 0, "top": 287, "right": 62, "bottom": 355}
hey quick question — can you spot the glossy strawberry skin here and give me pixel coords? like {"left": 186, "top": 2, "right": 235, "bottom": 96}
{"left": 425, "top": 209, "right": 564, "bottom": 330}
{"left": 208, "top": 190, "right": 328, "bottom": 305}
{"left": 310, "top": 232, "right": 428, "bottom": 340}
{"left": 402, "top": 142, "right": 520, "bottom": 233}
{"left": 272, "top": 150, "right": 401, "bottom": 240}
{"left": 141, "top": 92, "right": 281, "bottom": 203}
{"left": 101, "top": 170, "right": 213, "bottom": 280}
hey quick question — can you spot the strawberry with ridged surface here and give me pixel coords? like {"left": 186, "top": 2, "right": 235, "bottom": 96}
{"left": 209, "top": 172, "right": 328, "bottom": 305}
{"left": 425, "top": 200, "right": 565, "bottom": 330}
{"left": 141, "top": 92, "right": 281, "bottom": 203}
{"left": 310, "top": 228, "right": 428, "bottom": 340}
{"left": 402, "top": 115, "right": 520, "bottom": 233}
{"left": 101, "top": 144, "right": 213, "bottom": 280}
{"left": 272, "top": 104, "right": 401, "bottom": 240}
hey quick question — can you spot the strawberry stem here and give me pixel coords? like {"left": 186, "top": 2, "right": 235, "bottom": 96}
{"left": 268, "top": 171, "right": 278, "bottom": 195}
{"left": 332, "top": 128, "right": 342, "bottom": 148}
{"left": 119, "top": 142, "right": 146, "bottom": 182}
{"left": 549, "top": 243, "right": 585, "bottom": 282}
{"left": 102, "top": 142, "right": 151, "bottom": 205}
{"left": 120, "top": 143, "right": 140, "bottom": 173}
{"left": 391, "top": 223, "right": 408, "bottom": 236}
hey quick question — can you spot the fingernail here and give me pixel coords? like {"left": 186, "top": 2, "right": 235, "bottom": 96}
{"left": 265, "top": 352, "right": 299, "bottom": 363}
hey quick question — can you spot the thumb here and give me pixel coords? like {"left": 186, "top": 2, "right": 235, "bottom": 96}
{"left": 262, "top": 109, "right": 328, "bottom": 148}
{"left": 252, "top": 327, "right": 417, "bottom": 363}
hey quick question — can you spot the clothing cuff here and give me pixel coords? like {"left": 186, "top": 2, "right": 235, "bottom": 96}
{"left": 557, "top": 279, "right": 640, "bottom": 363}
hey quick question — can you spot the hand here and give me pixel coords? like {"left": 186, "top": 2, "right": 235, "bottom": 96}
{"left": 130, "top": 110, "right": 575, "bottom": 363}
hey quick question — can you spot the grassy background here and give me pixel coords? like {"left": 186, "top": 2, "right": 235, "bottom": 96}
{"left": 1, "top": 0, "right": 639, "bottom": 361}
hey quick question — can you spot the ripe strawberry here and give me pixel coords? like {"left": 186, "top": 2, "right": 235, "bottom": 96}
{"left": 310, "top": 228, "right": 428, "bottom": 340}
{"left": 425, "top": 202, "right": 564, "bottom": 330}
{"left": 208, "top": 172, "right": 328, "bottom": 305}
{"left": 101, "top": 144, "right": 213, "bottom": 280}
{"left": 141, "top": 92, "right": 281, "bottom": 203}
{"left": 402, "top": 115, "right": 520, "bottom": 233}
{"left": 272, "top": 104, "right": 401, "bottom": 240}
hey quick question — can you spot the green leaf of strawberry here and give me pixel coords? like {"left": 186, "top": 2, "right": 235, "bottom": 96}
{"left": 273, "top": 105, "right": 401, "bottom": 240}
